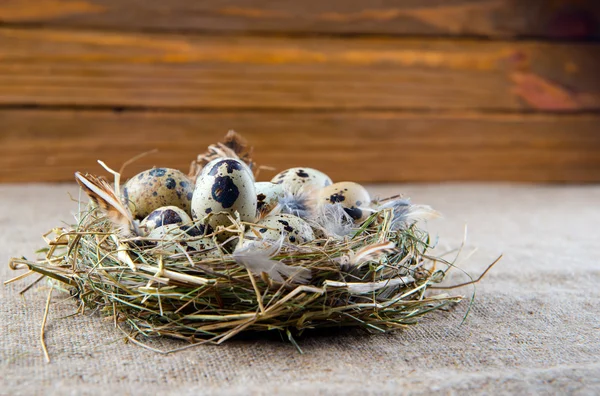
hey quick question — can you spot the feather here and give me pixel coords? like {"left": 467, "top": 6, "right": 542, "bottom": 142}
{"left": 351, "top": 241, "right": 397, "bottom": 265}
{"left": 311, "top": 203, "right": 355, "bottom": 239}
{"left": 324, "top": 276, "right": 415, "bottom": 295}
{"left": 275, "top": 185, "right": 318, "bottom": 220}
{"left": 74, "top": 172, "right": 141, "bottom": 236}
{"left": 378, "top": 199, "right": 441, "bottom": 230}
{"left": 232, "top": 240, "right": 311, "bottom": 284}
{"left": 222, "top": 130, "right": 249, "bottom": 155}
{"left": 189, "top": 130, "right": 255, "bottom": 179}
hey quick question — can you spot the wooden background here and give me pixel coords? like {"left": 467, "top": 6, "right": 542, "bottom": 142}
{"left": 1, "top": 0, "right": 599, "bottom": 183}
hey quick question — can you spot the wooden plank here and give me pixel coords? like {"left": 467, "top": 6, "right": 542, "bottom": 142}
{"left": 1, "top": 109, "right": 599, "bottom": 183}
{"left": 0, "top": 28, "right": 599, "bottom": 111}
{"left": 1, "top": 0, "right": 599, "bottom": 40}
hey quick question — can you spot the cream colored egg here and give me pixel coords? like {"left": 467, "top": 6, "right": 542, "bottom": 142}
{"left": 191, "top": 158, "right": 257, "bottom": 232}
{"left": 123, "top": 168, "right": 194, "bottom": 219}
{"left": 200, "top": 157, "right": 255, "bottom": 181}
{"left": 255, "top": 182, "right": 284, "bottom": 216}
{"left": 271, "top": 167, "right": 332, "bottom": 194}
{"left": 147, "top": 223, "right": 218, "bottom": 256}
{"left": 319, "top": 181, "right": 371, "bottom": 222}
{"left": 141, "top": 206, "right": 191, "bottom": 234}
{"left": 246, "top": 213, "right": 314, "bottom": 245}
{"left": 184, "top": 237, "right": 219, "bottom": 257}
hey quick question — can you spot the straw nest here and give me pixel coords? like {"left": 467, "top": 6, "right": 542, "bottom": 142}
{"left": 8, "top": 133, "right": 490, "bottom": 353}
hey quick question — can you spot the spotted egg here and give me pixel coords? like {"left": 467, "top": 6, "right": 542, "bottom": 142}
{"left": 147, "top": 223, "right": 219, "bottom": 256}
{"left": 122, "top": 168, "right": 194, "bottom": 220}
{"left": 255, "top": 182, "right": 284, "bottom": 216}
{"left": 141, "top": 206, "right": 192, "bottom": 234}
{"left": 191, "top": 158, "right": 257, "bottom": 232}
{"left": 271, "top": 167, "right": 332, "bottom": 194}
{"left": 184, "top": 237, "right": 220, "bottom": 257}
{"left": 246, "top": 213, "right": 314, "bottom": 245}
{"left": 200, "top": 157, "right": 255, "bottom": 181}
{"left": 319, "top": 181, "right": 371, "bottom": 222}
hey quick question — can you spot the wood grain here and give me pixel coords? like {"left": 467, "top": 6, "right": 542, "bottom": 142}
{"left": 1, "top": 28, "right": 599, "bottom": 111}
{"left": 1, "top": 110, "right": 599, "bottom": 183}
{"left": 1, "top": 0, "right": 599, "bottom": 40}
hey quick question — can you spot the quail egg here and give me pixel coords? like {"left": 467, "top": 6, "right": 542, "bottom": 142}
{"left": 255, "top": 182, "right": 284, "bottom": 216}
{"left": 122, "top": 168, "right": 194, "bottom": 220}
{"left": 246, "top": 213, "right": 314, "bottom": 245}
{"left": 191, "top": 158, "right": 257, "bottom": 232}
{"left": 141, "top": 206, "right": 192, "bottom": 234}
{"left": 271, "top": 167, "right": 332, "bottom": 194}
{"left": 319, "top": 181, "right": 371, "bottom": 222}
{"left": 147, "top": 223, "right": 219, "bottom": 256}
{"left": 200, "top": 157, "right": 255, "bottom": 181}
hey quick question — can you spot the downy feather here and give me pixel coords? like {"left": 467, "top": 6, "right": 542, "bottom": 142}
{"left": 311, "top": 203, "right": 355, "bottom": 239}
{"left": 232, "top": 240, "right": 311, "bottom": 284}
{"left": 274, "top": 185, "right": 318, "bottom": 220}
{"left": 378, "top": 199, "right": 440, "bottom": 230}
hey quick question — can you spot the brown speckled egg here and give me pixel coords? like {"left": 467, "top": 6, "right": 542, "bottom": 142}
{"left": 199, "top": 157, "right": 255, "bottom": 181}
{"left": 271, "top": 167, "right": 332, "bottom": 194}
{"left": 140, "top": 206, "right": 191, "bottom": 234}
{"left": 147, "top": 223, "right": 218, "bottom": 256}
{"left": 191, "top": 158, "right": 257, "bottom": 232}
{"left": 123, "top": 168, "right": 194, "bottom": 220}
{"left": 255, "top": 182, "right": 284, "bottom": 216}
{"left": 246, "top": 213, "right": 314, "bottom": 245}
{"left": 319, "top": 181, "right": 371, "bottom": 222}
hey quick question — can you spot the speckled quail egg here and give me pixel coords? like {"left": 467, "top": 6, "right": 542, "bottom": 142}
{"left": 246, "top": 213, "right": 314, "bottom": 245}
{"left": 141, "top": 206, "right": 192, "bottom": 234}
{"left": 147, "top": 223, "right": 219, "bottom": 256}
{"left": 191, "top": 158, "right": 257, "bottom": 232}
{"left": 271, "top": 167, "right": 332, "bottom": 194}
{"left": 255, "top": 182, "right": 284, "bottom": 216}
{"left": 199, "top": 157, "right": 255, "bottom": 181}
{"left": 319, "top": 181, "right": 371, "bottom": 222}
{"left": 122, "top": 168, "right": 194, "bottom": 220}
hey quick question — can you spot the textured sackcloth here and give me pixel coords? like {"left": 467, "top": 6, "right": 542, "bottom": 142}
{"left": 1, "top": 184, "right": 599, "bottom": 395}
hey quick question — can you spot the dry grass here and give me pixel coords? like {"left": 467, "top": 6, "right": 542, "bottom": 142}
{"left": 8, "top": 201, "right": 469, "bottom": 353}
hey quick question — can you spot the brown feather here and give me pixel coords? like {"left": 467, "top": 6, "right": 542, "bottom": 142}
{"left": 188, "top": 131, "right": 255, "bottom": 179}
{"left": 74, "top": 172, "right": 140, "bottom": 236}
{"left": 351, "top": 241, "right": 397, "bottom": 266}
{"left": 222, "top": 130, "right": 248, "bottom": 154}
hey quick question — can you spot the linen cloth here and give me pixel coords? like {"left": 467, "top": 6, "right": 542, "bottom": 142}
{"left": 1, "top": 184, "right": 598, "bottom": 395}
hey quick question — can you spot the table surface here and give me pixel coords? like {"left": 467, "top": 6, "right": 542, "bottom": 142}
{"left": 1, "top": 183, "right": 599, "bottom": 395}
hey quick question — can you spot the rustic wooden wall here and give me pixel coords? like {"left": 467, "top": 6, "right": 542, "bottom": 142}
{"left": 1, "top": 0, "right": 599, "bottom": 183}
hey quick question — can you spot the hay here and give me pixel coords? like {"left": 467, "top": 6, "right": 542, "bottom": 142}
{"left": 9, "top": 203, "right": 468, "bottom": 352}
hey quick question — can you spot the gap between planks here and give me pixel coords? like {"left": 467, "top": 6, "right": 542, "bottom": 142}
{"left": 0, "top": 23, "right": 597, "bottom": 45}
{"left": 0, "top": 105, "right": 599, "bottom": 118}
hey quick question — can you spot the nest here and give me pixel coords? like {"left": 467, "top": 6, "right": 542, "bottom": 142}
{"left": 7, "top": 133, "right": 492, "bottom": 354}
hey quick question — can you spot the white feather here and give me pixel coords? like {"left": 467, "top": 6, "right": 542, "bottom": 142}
{"left": 275, "top": 184, "right": 318, "bottom": 220}
{"left": 324, "top": 276, "right": 415, "bottom": 294}
{"left": 311, "top": 203, "right": 355, "bottom": 239}
{"left": 232, "top": 240, "right": 311, "bottom": 284}
{"left": 378, "top": 199, "right": 440, "bottom": 230}
{"left": 351, "top": 241, "right": 396, "bottom": 265}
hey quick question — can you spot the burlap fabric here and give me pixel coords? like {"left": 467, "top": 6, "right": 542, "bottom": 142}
{"left": 1, "top": 184, "right": 599, "bottom": 395}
